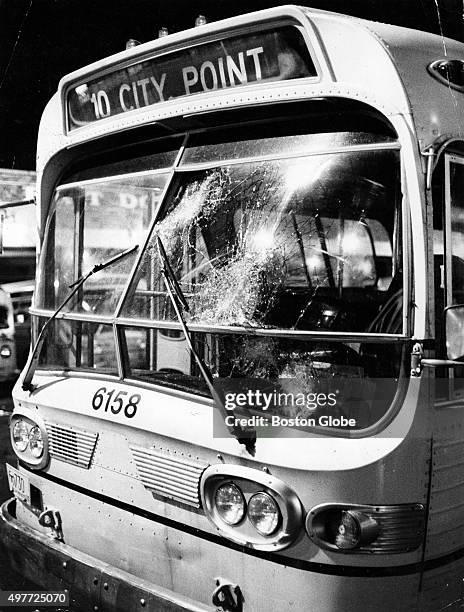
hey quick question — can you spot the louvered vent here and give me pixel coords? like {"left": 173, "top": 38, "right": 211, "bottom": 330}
{"left": 45, "top": 422, "right": 98, "bottom": 469}
{"left": 130, "top": 445, "right": 208, "bottom": 508}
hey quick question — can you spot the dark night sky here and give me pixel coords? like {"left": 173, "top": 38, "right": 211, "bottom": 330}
{"left": 0, "top": 0, "right": 462, "bottom": 170}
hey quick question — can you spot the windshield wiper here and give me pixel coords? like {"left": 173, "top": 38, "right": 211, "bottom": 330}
{"left": 21, "top": 245, "right": 138, "bottom": 392}
{"left": 291, "top": 211, "right": 312, "bottom": 290}
{"left": 156, "top": 235, "right": 256, "bottom": 456}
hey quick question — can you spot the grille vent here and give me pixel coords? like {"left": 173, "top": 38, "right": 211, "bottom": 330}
{"left": 45, "top": 422, "right": 98, "bottom": 469}
{"left": 130, "top": 445, "right": 208, "bottom": 508}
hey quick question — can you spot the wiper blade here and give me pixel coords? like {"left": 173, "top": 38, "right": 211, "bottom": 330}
{"left": 21, "top": 245, "right": 138, "bottom": 392}
{"left": 156, "top": 235, "right": 190, "bottom": 312}
{"left": 156, "top": 235, "right": 256, "bottom": 456}
{"left": 291, "top": 211, "right": 312, "bottom": 290}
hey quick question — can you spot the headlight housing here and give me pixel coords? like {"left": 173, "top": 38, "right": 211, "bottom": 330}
{"left": 9, "top": 412, "right": 49, "bottom": 469}
{"left": 306, "top": 502, "right": 425, "bottom": 554}
{"left": 201, "top": 464, "right": 302, "bottom": 551}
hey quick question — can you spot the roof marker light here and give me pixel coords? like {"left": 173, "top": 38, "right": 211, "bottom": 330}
{"left": 195, "top": 15, "right": 207, "bottom": 27}
{"left": 158, "top": 27, "right": 169, "bottom": 38}
{"left": 125, "top": 39, "right": 141, "bottom": 50}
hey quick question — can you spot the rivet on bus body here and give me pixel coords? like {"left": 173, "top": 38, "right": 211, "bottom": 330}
{"left": 103, "top": 583, "right": 108, "bottom": 590}
{"left": 93, "top": 578, "right": 98, "bottom": 585}
{"left": 262, "top": 466, "right": 270, "bottom": 474}
{"left": 62, "top": 561, "right": 67, "bottom": 569}
{"left": 217, "top": 454, "right": 223, "bottom": 462}
{"left": 93, "top": 607, "right": 99, "bottom": 611}
{"left": 141, "top": 599, "right": 146, "bottom": 607}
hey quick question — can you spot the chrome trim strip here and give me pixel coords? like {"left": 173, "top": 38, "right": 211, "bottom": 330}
{"left": 176, "top": 142, "right": 400, "bottom": 171}
{"left": 57, "top": 167, "right": 174, "bottom": 191}
{"left": 30, "top": 309, "right": 407, "bottom": 342}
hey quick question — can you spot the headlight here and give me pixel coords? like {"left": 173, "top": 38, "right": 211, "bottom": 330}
{"left": 247, "top": 492, "right": 280, "bottom": 535}
{"left": 10, "top": 412, "right": 49, "bottom": 469}
{"left": 201, "top": 465, "right": 303, "bottom": 551}
{"left": 0, "top": 345, "right": 11, "bottom": 358}
{"left": 333, "top": 510, "right": 379, "bottom": 550}
{"left": 214, "top": 483, "right": 246, "bottom": 525}
{"left": 12, "top": 419, "right": 29, "bottom": 452}
{"left": 335, "top": 510, "right": 362, "bottom": 549}
{"left": 28, "top": 426, "right": 44, "bottom": 458}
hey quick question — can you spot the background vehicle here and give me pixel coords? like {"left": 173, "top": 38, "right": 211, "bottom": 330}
{"left": 0, "top": 169, "right": 36, "bottom": 283}
{"left": 0, "top": 281, "right": 33, "bottom": 384}
{"left": 2, "top": 6, "right": 464, "bottom": 611}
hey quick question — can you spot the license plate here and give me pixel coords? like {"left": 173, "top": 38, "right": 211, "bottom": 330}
{"left": 6, "top": 464, "right": 30, "bottom": 505}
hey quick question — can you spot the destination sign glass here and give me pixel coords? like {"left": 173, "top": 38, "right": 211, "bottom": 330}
{"left": 66, "top": 25, "right": 317, "bottom": 131}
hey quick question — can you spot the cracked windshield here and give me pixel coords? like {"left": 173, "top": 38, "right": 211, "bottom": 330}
{"left": 120, "top": 129, "right": 405, "bottom": 431}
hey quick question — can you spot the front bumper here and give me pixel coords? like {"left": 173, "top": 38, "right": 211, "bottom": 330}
{"left": 0, "top": 498, "right": 213, "bottom": 612}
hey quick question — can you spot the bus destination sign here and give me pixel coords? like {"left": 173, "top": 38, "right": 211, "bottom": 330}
{"left": 66, "top": 26, "right": 316, "bottom": 131}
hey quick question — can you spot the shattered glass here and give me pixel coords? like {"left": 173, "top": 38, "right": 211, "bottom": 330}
{"left": 123, "top": 149, "right": 402, "bottom": 334}
{"left": 37, "top": 122, "right": 406, "bottom": 432}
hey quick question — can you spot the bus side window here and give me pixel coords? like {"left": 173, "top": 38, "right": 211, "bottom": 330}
{"left": 445, "top": 155, "right": 464, "bottom": 398}
{"left": 0, "top": 305, "right": 9, "bottom": 329}
{"left": 434, "top": 152, "right": 464, "bottom": 399}
{"left": 433, "top": 160, "right": 445, "bottom": 370}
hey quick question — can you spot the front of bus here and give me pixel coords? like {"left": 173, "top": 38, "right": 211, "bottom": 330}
{"left": 1, "top": 6, "right": 432, "bottom": 612}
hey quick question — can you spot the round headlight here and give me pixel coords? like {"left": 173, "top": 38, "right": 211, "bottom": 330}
{"left": 248, "top": 492, "right": 280, "bottom": 535}
{"left": 214, "top": 483, "right": 246, "bottom": 525}
{"left": 28, "top": 426, "right": 44, "bottom": 458}
{"left": 12, "top": 419, "right": 29, "bottom": 452}
{"left": 0, "top": 345, "right": 11, "bottom": 358}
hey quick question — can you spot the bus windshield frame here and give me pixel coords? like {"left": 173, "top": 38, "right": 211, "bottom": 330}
{"left": 32, "top": 116, "right": 410, "bottom": 437}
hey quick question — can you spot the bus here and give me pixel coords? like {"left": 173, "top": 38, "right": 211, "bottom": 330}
{"left": 2, "top": 5, "right": 464, "bottom": 610}
{"left": 0, "top": 280, "right": 34, "bottom": 384}
{"left": 0, "top": 169, "right": 36, "bottom": 283}
{"left": 0, "top": 170, "right": 36, "bottom": 383}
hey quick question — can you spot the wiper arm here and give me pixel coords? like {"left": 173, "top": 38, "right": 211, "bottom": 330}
{"left": 156, "top": 235, "right": 256, "bottom": 456}
{"left": 291, "top": 211, "right": 312, "bottom": 290}
{"left": 21, "top": 245, "right": 138, "bottom": 392}
{"left": 156, "top": 235, "right": 190, "bottom": 312}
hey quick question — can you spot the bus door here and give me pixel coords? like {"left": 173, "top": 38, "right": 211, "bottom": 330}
{"left": 426, "top": 151, "right": 464, "bottom": 574}
{"left": 444, "top": 154, "right": 464, "bottom": 381}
